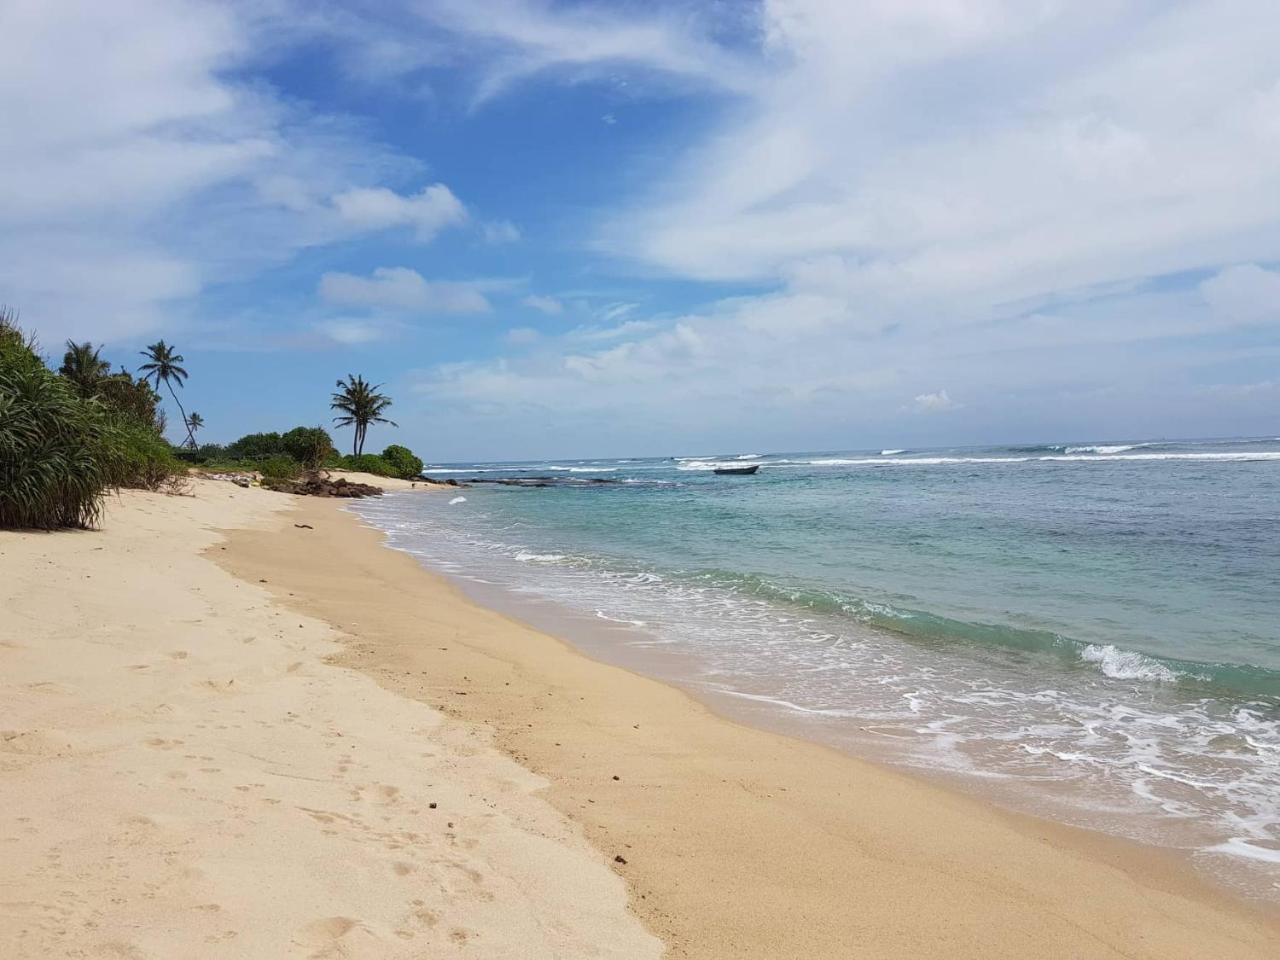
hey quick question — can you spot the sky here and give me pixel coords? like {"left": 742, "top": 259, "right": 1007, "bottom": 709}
{"left": 2, "top": 0, "right": 1278, "bottom": 461}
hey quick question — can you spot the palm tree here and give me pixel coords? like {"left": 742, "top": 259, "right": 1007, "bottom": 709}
{"left": 330, "top": 374, "right": 396, "bottom": 455}
{"left": 138, "top": 340, "right": 194, "bottom": 446}
{"left": 184, "top": 412, "right": 204, "bottom": 448}
{"left": 59, "top": 341, "right": 111, "bottom": 398}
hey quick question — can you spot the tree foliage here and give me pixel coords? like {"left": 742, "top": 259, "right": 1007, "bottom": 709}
{"left": 225, "top": 431, "right": 284, "bottom": 460}
{"left": 281, "top": 426, "right": 335, "bottom": 468}
{"left": 380, "top": 443, "right": 423, "bottom": 479}
{"left": 330, "top": 374, "right": 396, "bottom": 455}
{"left": 59, "top": 341, "right": 111, "bottom": 398}
{"left": 139, "top": 340, "right": 194, "bottom": 446}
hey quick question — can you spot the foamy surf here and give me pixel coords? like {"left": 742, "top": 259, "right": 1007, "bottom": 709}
{"left": 1080, "top": 644, "right": 1181, "bottom": 682}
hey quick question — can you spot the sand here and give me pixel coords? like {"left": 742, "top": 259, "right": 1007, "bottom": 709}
{"left": 0, "top": 481, "right": 658, "bottom": 959}
{"left": 224, "top": 492, "right": 1280, "bottom": 960}
{"left": 3, "top": 482, "right": 1277, "bottom": 959}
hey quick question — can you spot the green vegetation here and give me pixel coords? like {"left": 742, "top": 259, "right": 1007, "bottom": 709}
{"left": 380, "top": 444, "right": 424, "bottom": 479}
{"left": 259, "top": 454, "right": 301, "bottom": 481}
{"left": 138, "top": 340, "right": 194, "bottom": 447}
{"left": 185, "top": 412, "right": 204, "bottom": 446}
{"left": 224, "top": 431, "right": 284, "bottom": 460}
{"left": 2, "top": 321, "right": 424, "bottom": 529}
{"left": 281, "top": 426, "right": 335, "bottom": 468}
{"left": 331, "top": 374, "right": 396, "bottom": 455}
{"left": 339, "top": 453, "right": 397, "bottom": 477}
{"left": 1, "top": 310, "right": 188, "bottom": 529}
{"left": 0, "top": 311, "right": 111, "bottom": 529}
{"left": 59, "top": 341, "right": 111, "bottom": 397}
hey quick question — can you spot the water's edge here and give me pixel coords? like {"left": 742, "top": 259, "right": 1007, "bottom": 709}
{"left": 346, "top": 496, "right": 1280, "bottom": 908}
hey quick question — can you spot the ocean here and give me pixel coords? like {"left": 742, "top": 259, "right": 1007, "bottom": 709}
{"left": 348, "top": 437, "right": 1280, "bottom": 898}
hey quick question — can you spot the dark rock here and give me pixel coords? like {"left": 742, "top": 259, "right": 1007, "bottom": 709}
{"left": 263, "top": 471, "right": 384, "bottom": 499}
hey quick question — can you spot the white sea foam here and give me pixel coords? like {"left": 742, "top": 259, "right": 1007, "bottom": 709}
{"left": 880, "top": 449, "right": 907, "bottom": 456}
{"left": 1065, "top": 444, "right": 1132, "bottom": 454}
{"left": 594, "top": 610, "right": 647, "bottom": 627}
{"left": 1205, "top": 838, "right": 1280, "bottom": 864}
{"left": 514, "top": 551, "right": 567, "bottom": 563}
{"left": 448, "top": 496, "right": 467, "bottom": 505}
{"left": 1081, "top": 644, "right": 1180, "bottom": 682}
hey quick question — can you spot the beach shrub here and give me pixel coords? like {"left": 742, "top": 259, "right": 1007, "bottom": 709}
{"left": 105, "top": 417, "right": 186, "bottom": 491}
{"left": 226, "top": 431, "right": 284, "bottom": 460}
{"left": 282, "top": 426, "right": 335, "bottom": 469}
{"left": 380, "top": 444, "right": 423, "bottom": 479}
{"left": 340, "top": 453, "right": 396, "bottom": 477}
{"left": 0, "top": 310, "right": 111, "bottom": 529}
{"left": 260, "top": 454, "right": 301, "bottom": 481}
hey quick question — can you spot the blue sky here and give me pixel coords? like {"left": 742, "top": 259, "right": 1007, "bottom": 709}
{"left": 3, "top": 0, "right": 1278, "bottom": 460}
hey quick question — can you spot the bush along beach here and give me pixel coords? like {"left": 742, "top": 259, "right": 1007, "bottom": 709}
{"left": 1, "top": 309, "right": 187, "bottom": 529}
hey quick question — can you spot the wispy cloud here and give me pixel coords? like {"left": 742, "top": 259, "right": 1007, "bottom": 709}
{"left": 319, "top": 267, "right": 494, "bottom": 314}
{"left": 522, "top": 294, "right": 563, "bottom": 315}
{"left": 482, "top": 219, "right": 522, "bottom": 244}
{"left": 414, "top": 0, "right": 762, "bottom": 103}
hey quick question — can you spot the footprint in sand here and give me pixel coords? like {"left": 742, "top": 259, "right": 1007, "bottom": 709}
{"left": 294, "top": 916, "right": 375, "bottom": 958}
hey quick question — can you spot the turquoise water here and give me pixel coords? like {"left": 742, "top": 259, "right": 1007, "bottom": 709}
{"left": 351, "top": 438, "right": 1280, "bottom": 895}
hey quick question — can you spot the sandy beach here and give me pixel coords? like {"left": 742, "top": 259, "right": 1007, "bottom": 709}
{"left": 3, "top": 481, "right": 1278, "bottom": 958}
{"left": 0, "top": 481, "right": 657, "bottom": 959}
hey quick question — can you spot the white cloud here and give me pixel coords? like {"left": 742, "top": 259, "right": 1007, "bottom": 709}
{"left": 522, "top": 294, "right": 563, "bottom": 314}
{"left": 0, "top": 0, "right": 478, "bottom": 344}
{"left": 909, "top": 390, "right": 961, "bottom": 414}
{"left": 331, "top": 183, "right": 467, "bottom": 241}
{"left": 599, "top": 1, "right": 1280, "bottom": 316}
{"left": 1199, "top": 264, "right": 1280, "bottom": 324}
{"left": 482, "top": 219, "right": 521, "bottom": 244}
{"left": 319, "top": 267, "right": 493, "bottom": 314}
{"left": 317, "top": 318, "right": 386, "bottom": 344}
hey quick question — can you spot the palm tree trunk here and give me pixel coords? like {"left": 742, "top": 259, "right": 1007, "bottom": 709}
{"left": 166, "top": 380, "right": 195, "bottom": 447}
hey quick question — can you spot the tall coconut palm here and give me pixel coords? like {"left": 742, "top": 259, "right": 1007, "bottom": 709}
{"left": 59, "top": 341, "right": 111, "bottom": 398}
{"left": 330, "top": 374, "right": 396, "bottom": 455}
{"left": 138, "top": 340, "right": 194, "bottom": 446}
{"left": 184, "top": 412, "right": 204, "bottom": 448}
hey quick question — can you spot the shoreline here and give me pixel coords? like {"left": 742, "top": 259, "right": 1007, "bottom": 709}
{"left": 427, "top": 549, "right": 1280, "bottom": 904}
{"left": 220, "top": 490, "right": 1278, "bottom": 957}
